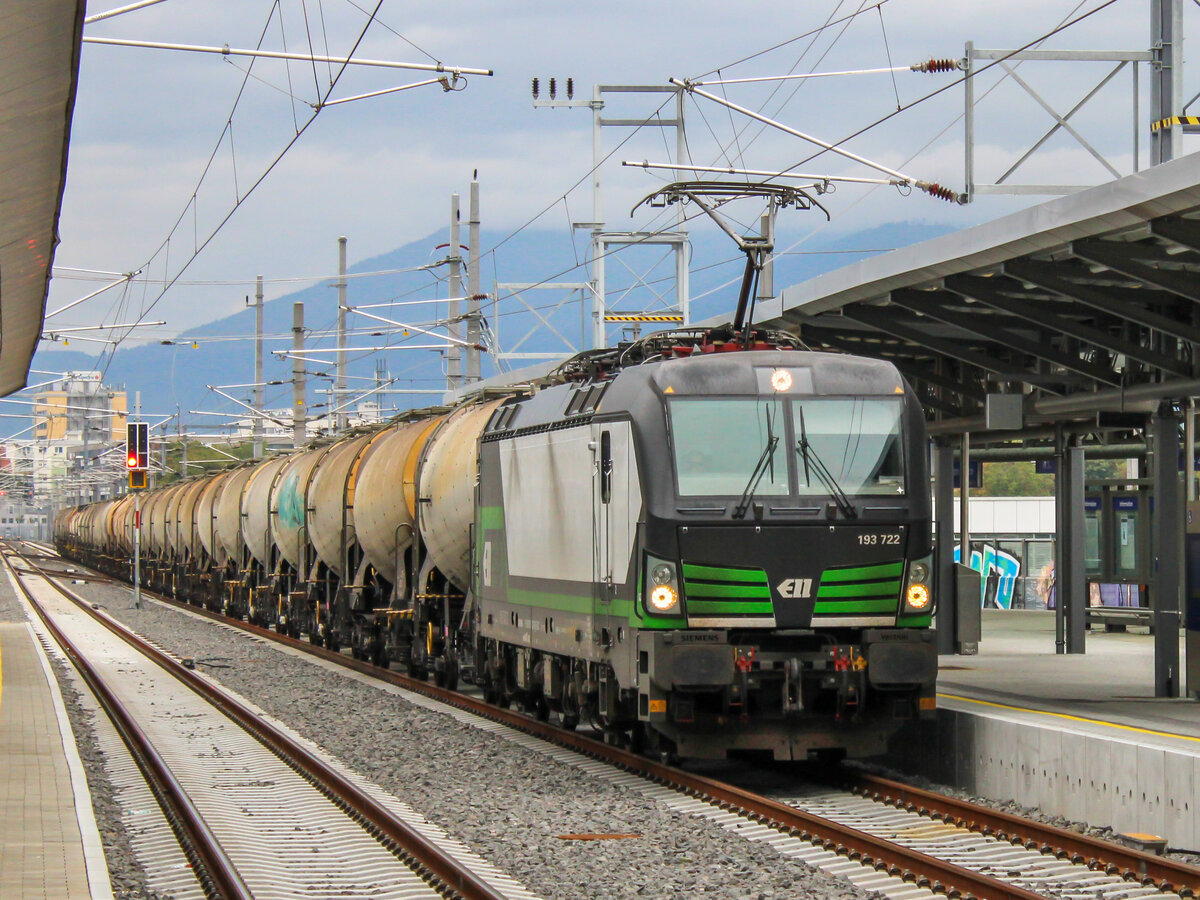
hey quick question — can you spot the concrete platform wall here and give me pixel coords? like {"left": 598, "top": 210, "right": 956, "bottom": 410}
{"left": 884, "top": 703, "right": 1200, "bottom": 852}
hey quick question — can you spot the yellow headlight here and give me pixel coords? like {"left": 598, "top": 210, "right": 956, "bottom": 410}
{"left": 770, "top": 369, "right": 793, "bottom": 392}
{"left": 905, "top": 583, "right": 930, "bottom": 610}
{"left": 649, "top": 584, "right": 679, "bottom": 612}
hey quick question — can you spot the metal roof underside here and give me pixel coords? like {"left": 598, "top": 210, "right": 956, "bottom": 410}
{"left": 0, "top": 2, "right": 86, "bottom": 396}
{"left": 747, "top": 151, "right": 1200, "bottom": 436}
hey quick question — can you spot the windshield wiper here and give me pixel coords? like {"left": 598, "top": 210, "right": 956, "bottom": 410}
{"left": 796, "top": 407, "right": 858, "bottom": 519}
{"left": 733, "top": 406, "right": 778, "bottom": 520}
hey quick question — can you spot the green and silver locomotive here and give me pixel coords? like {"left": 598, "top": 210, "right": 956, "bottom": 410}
{"left": 472, "top": 332, "right": 937, "bottom": 761}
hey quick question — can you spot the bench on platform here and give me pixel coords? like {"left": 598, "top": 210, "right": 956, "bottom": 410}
{"left": 1086, "top": 605, "right": 1153, "bottom": 633}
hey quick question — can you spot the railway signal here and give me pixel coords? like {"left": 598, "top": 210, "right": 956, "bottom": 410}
{"left": 126, "top": 422, "right": 148, "bottom": 489}
{"left": 126, "top": 421, "right": 148, "bottom": 470}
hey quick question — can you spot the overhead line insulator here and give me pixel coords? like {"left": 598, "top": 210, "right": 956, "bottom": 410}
{"left": 910, "top": 58, "right": 961, "bottom": 74}
{"left": 915, "top": 181, "right": 967, "bottom": 204}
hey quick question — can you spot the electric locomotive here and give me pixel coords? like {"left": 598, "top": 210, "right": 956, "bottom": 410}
{"left": 471, "top": 328, "right": 937, "bottom": 761}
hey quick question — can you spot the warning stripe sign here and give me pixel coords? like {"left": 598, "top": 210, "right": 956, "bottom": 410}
{"left": 603, "top": 314, "right": 684, "bottom": 323}
{"left": 1151, "top": 116, "right": 1200, "bottom": 132}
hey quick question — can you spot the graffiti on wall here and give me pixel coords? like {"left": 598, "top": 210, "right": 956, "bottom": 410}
{"left": 953, "top": 544, "right": 1022, "bottom": 609}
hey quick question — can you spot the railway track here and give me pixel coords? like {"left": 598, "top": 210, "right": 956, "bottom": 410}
{"left": 30, "top": 543, "right": 1200, "bottom": 900}
{"left": 1, "top": 543, "right": 534, "bottom": 900}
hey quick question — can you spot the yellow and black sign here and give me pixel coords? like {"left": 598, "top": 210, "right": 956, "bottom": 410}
{"left": 603, "top": 314, "right": 684, "bottom": 323}
{"left": 128, "top": 470, "right": 147, "bottom": 490}
{"left": 1151, "top": 116, "right": 1200, "bottom": 132}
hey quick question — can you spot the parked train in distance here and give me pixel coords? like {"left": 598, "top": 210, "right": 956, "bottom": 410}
{"left": 58, "top": 323, "right": 937, "bottom": 762}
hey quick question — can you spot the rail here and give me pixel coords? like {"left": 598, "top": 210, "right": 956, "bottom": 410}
{"left": 4, "top": 543, "right": 510, "bottom": 900}
{"left": 41, "top": 540, "right": 1200, "bottom": 899}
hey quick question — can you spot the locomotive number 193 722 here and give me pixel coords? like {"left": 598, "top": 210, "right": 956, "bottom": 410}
{"left": 858, "top": 533, "right": 901, "bottom": 546}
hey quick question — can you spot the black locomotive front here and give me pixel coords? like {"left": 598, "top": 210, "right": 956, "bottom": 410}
{"left": 608, "top": 349, "right": 937, "bottom": 761}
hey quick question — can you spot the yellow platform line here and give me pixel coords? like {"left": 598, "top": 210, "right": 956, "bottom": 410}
{"left": 937, "top": 691, "right": 1200, "bottom": 743}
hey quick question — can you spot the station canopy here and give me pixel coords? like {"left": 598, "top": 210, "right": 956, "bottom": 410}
{"left": 749, "top": 152, "right": 1200, "bottom": 436}
{"left": 0, "top": 2, "right": 85, "bottom": 396}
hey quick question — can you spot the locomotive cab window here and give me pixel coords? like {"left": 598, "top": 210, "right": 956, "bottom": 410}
{"left": 793, "top": 397, "right": 905, "bottom": 495}
{"left": 670, "top": 399, "right": 789, "bottom": 497}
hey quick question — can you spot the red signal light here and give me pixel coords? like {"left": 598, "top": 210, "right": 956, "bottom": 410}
{"left": 127, "top": 454, "right": 138, "bottom": 468}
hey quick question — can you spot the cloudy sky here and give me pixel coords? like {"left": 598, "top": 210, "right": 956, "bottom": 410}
{"left": 47, "top": 0, "right": 1200, "bottom": 345}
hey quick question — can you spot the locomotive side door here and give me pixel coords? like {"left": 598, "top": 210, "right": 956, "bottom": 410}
{"left": 594, "top": 426, "right": 613, "bottom": 605}
{"left": 594, "top": 423, "right": 637, "bottom": 609}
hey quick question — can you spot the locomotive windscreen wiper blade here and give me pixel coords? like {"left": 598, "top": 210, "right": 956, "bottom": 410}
{"left": 796, "top": 407, "right": 857, "bottom": 519}
{"left": 732, "top": 405, "right": 777, "bottom": 520}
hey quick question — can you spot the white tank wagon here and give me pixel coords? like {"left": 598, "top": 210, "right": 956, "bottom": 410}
{"left": 230, "top": 456, "right": 287, "bottom": 620}
{"left": 195, "top": 469, "right": 232, "bottom": 566}
{"left": 143, "top": 487, "right": 173, "bottom": 558}
{"left": 292, "top": 432, "right": 378, "bottom": 648}
{"left": 307, "top": 434, "right": 375, "bottom": 579}
{"left": 84, "top": 501, "right": 117, "bottom": 555}
{"left": 215, "top": 466, "right": 255, "bottom": 565}
{"left": 242, "top": 457, "right": 288, "bottom": 569}
{"left": 256, "top": 445, "right": 330, "bottom": 633}
{"left": 174, "top": 477, "right": 210, "bottom": 565}
{"left": 353, "top": 415, "right": 442, "bottom": 598}
{"left": 269, "top": 445, "right": 328, "bottom": 576}
{"left": 109, "top": 494, "right": 135, "bottom": 557}
{"left": 417, "top": 400, "right": 505, "bottom": 595}
{"left": 162, "top": 481, "right": 190, "bottom": 559}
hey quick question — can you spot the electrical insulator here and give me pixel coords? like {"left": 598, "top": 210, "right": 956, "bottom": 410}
{"left": 918, "top": 182, "right": 966, "bottom": 204}
{"left": 531, "top": 77, "right": 539, "bottom": 99}
{"left": 566, "top": 77, "right": 574, "bottom": 100}
{"left": 549, "top": 77, "right": 557, "bottom": 99}
{"left": 911, "top": 58, "right": 959, "bottom": 73}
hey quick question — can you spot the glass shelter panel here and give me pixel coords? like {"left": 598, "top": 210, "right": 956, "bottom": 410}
{"left": 1084, "top": 496, "right": 1103, "bottom": 578}
{"left": 1112, "top": 495, "right": 1142, "bottom": 580}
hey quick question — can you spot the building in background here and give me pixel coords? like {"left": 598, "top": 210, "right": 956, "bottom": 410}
{"left": 33, "top": 371, "right": 127, "bottom": 442}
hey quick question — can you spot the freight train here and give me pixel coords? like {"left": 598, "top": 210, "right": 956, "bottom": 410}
{"left": 55, "top": 327, "right": 937, "bottom": 762}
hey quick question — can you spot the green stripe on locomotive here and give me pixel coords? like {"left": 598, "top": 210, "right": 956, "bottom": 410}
{"left": 812, "top": 559, "right": 903, "bottom": 619}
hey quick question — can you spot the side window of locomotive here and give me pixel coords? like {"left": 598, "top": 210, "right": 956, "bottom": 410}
{"left": 792, "top": 397, "right": 905, "bottom": 495}
{"left": 600, "top": 431, "right": 612, "bottom": 504}
{"left": 669, "top": 399, "right": 788, "bottom": 497}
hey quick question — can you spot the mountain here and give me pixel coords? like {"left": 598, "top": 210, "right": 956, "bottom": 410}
{"left": 31, "top": 220, "right": 953, "bottom": 427}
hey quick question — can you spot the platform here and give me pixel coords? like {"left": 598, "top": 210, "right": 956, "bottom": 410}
{"left": 0, "top": 620, "right": 111, "bottom": 898}
{"left": 887, "top": 609, "right": 1200, "bottom": 852}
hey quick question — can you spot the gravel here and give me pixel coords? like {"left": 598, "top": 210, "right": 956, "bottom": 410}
{"left": 0, "top": 570, "right": 174, "bottom": 899}
{"left": 68, "top": 577, "right": 882, "bottom": 900}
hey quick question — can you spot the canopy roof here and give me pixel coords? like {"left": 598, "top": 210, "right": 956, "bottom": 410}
{"left": 0, "top": 2, "right": 85, "bottom": 395}
{"left": 742, "top": 152, "right": 1200, "bottom": 433}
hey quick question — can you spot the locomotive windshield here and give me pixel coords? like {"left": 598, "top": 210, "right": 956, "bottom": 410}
{"left": 669, "top": 396, "right": 905, "bottom": 497}
{"left": 670, "top": 399, "right": 789, "bottom": 497}
{"left": 792, "top": 397, "right": 905, "bottom": 495}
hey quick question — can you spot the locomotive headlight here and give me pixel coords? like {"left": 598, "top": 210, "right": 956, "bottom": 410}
{"left": 905, "top": 583, "right": 931, "bottom": 610}
{"left": 649, "top": 584, "right": 679, "bottom": 612}
{"left": 643, "top": 555, "right": 683, "bottom": 616}
{"left": 903, "top": 556, "right": 933, "bottom": 614}
{"left": 651, "top": 563, "right": 674, "bottom": 586}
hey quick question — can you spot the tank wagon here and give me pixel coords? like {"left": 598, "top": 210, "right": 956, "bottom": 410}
{"left": 56, "top": 328, "right": 937, "bottom": 761}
